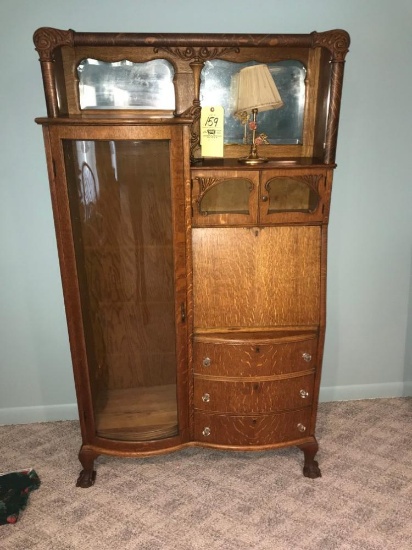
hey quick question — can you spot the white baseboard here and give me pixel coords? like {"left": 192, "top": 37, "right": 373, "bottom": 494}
{"left": 0, "top": 383, "right": 410, "bottom": 425}
{"left": 403, "top": 381, "right": 412, "bottom": 397}
{"left": 319, "top": 382, "right": 407, "bottom": 402}
{"left": 0, "top": 404, "right": 79, "bottom": 425}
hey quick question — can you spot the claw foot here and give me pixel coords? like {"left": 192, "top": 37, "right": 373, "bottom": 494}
{"left": 303, "top": 460, "right": 322, "bottom": 479}
{"left": 76, "top": 469, "right": 96, "bottom": 488}
{"left": 298, "top": 438, "right": 321, "bottom": 479}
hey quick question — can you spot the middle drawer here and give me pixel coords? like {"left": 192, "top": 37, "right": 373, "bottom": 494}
{"left": 193, "top": 337, "right": 317, "bottom": 377}
{"left": 194, "top": 373, "right": 315, "bottom": 414}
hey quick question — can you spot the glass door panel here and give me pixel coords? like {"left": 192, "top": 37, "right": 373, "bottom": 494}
{"left": 64, "top": 139, "right": 178, "bottom": 441}
{"left": 192, "top": 171, "right": 258, "bottom": 226}
{"left": 266, "top": 177, "right": 319, "bottom": 213}
{"left": 200, "top": 178, "right": 251, "bottom": 214}
{"left": 259, "top": 171, "right": 328, "bottom": 224}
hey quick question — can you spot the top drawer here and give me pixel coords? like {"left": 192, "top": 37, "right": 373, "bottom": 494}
{"left": 193, "top": 336, "right": 317, "bottom": 377}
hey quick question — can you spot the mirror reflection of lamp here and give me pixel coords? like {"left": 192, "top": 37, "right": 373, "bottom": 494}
{"left": 234, "top": 64, "right": 283, "bottom": 164}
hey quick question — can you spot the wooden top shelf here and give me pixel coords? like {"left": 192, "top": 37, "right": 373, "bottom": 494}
{"left": 192, "top": 158, "right": 334, "bottom": 170}
{"left": 35, "top": 114, "right": 192, "bottom": 126}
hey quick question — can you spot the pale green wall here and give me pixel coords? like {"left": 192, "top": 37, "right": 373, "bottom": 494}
{"left": 1, "top": 0, "right": 411, "bottom": 423}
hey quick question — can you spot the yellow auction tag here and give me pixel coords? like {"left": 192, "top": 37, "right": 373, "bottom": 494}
{"left": 200, "top": 106, "right": 224, "bottom": 158}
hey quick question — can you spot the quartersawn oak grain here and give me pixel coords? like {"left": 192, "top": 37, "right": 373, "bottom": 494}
{"left": 192, "top": 226, "right": 321, "bottom": 328}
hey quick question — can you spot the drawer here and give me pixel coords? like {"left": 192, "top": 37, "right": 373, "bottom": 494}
{"left": 193, "top": 337, "right": 317, "bottom": 376}
{"left": 194, "top": 408, "right": 312, "bottom": 446}
{"left": 194, "top": 373, "right": 314, "bottom": 413}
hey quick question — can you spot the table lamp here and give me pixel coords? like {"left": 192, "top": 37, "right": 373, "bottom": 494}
{"left": 234, "top": 64, "right": 283, "bottom": 164}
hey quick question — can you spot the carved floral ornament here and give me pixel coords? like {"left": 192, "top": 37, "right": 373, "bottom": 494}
{"left": 33, "top": 27, "right": 74, "bottom": 61}
{"left": 153, "top": 46, "right": 240, "bottom": 62}
{"left": 311, "top": 30, "right": 350, "bottom": 62}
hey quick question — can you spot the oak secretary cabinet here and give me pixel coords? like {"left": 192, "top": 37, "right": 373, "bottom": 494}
{"left": 34, "top": 27, "right": 349, "bottom": 486}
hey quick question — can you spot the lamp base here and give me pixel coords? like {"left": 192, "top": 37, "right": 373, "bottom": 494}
{"left": 238, "top": 155, "right": 269, "bottom": 165}
{"left": 237, "top": 112, "right": 269, "bottom": 165}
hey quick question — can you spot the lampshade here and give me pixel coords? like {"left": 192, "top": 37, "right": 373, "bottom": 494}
{"left": 234, "top": 64, "right": 283, "bottom": 114}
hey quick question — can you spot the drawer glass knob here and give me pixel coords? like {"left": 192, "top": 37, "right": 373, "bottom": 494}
{"left": 202, "top": 427, "right": 211, "bottom": 436}
{"left": 302, "top": 353, "right": 312, "bottom": 362}
{"left": 202, "top": 393, "right": 210, "bottom": 402}
{"left": 297, "top": 423, "right": 306, "bottom": 433}
{"left": 300, "top": 389, "right": 309, "bottom": 398}
{"left": 202, "top": 357, "right": 211, "bottom": 367}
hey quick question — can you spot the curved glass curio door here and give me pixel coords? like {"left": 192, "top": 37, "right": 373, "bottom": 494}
{"left": 64, "top": 139, "right": 179, "bottom": 441}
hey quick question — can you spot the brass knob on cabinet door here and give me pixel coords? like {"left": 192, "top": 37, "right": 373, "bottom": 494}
{"left": 202, "top": 357, "right": 211, "bottom": 367}
{"left": 300, "top": 389, "right": 309, "bottom": 398}
{"left": 202, "top": 427, "right": 211, "bottom": 436}
{"left": 261, "top": 195, "right": 268, "bottom": 202}
{"left": 302, "top": 353, "right": 312, "bottom": 362}
{"left": 297, "top": 423, "right": 306, "bottom": 433}
{"left": 202, "top": 393, "right": 210, "bottom": 402}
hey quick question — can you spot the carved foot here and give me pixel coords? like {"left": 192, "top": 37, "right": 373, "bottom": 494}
{"left": 77, "top": 445, "right": 98, "bottom": 488}
{"left": 76, "top": 469, "right": 96, "bottom": 488}
{"left": 298, "top": 439, "right": 322, "bottom": 479}
{"left": 303, "top": 459, "right": 322, "bottom": 479}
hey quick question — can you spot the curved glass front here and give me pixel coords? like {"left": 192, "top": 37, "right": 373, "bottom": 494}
{"left": 64, "top": 139, "right": 178, "bottom": 441}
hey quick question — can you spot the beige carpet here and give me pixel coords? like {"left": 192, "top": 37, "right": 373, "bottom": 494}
{"left": 0, "top": 398, "right": 411, "bottom": 549}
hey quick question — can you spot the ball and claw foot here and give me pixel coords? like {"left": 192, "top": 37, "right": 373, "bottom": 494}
{"left": 303, "top": 460, "right": 322, "bottom": 479}
{"left": 77, "top": 445, "right": 98, "bottom": 488}
{"left": 76, "top": 469, "right": 96, "bottom": 488}
{"left": 298, "top": 439, "right": 322, "bottom": 479}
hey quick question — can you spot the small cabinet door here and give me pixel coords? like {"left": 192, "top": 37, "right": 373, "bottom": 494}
{"left": 47, "top": 124, "right": 189, "bottom": 447}
{"left": 259, "top": 169, "right": 331, "bottom": 224}
{"left": 191, "top": 170, "right": 258, "bottom": 226}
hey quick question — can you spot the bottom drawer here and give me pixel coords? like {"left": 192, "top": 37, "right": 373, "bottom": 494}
{"left": 194, "top": 408, "right": 312, "bottom": 447}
